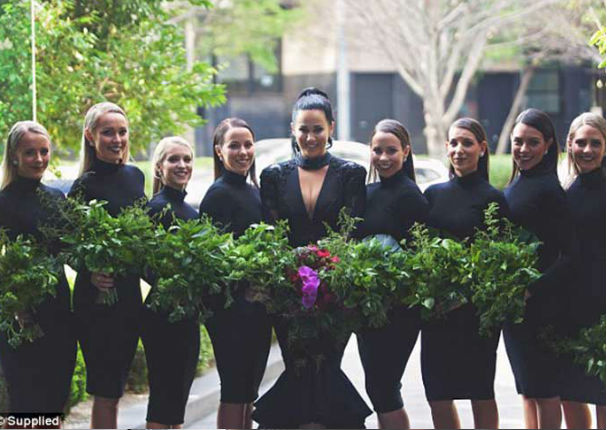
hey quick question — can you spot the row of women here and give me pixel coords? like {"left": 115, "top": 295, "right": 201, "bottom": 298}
{"left": 0, "top": 87, "right": 604, "bottom": 429}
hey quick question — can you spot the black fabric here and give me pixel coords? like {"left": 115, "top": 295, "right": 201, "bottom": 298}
{"left": 260, "top": 155, "right": 367, "bottom": 247}
{"left": 503, "top": 159, "right": 574, "bottom": 398}
{"left": 295, "top": 151, "right": 332, "bottom": 170}
{"left": 255, "top": 155, "right": 370, "bottom": 427}
{"left": 199, "top": 170, "right": 272, "bottom": 403}
{"left": 141, "top": 185, "right": 200, "bottom": 424}
{"left": 0, "top": 177, "right": 76, "bottom": 413}
{"left": 68, "top": 160, "right": 146, "bottom": 398}
{"left": 421, "top": 170, "right": 508, "bottom": 400}
{"left": 355, "top": 169, "right": 428, "bottom": 412}
{"left": 559, "top": 167, "right": 606, "bottom": 405}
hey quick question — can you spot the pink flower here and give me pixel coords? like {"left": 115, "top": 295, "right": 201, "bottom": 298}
{"left": 330, "top": 256, "right": 340, "bottom": 263}
{"left": 316, "top": 249, "right": 331, "bottom": 258}
{"left": 298, "top": 265, "right": 319, "bottom": 309}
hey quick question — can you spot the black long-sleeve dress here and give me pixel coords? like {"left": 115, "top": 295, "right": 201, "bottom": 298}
{"left": 199, "top": 168, "right": 272, "bottom": 404}
{"left": 502, "top": 157, "right": 574, "bottom": 398}
{"left": 0, "top": 176, "right": 76, "bottom": 413}
{"left": 355, "top": 168, "right": 429, "bottom": 413}
{"left": 253, "top": 153, "right": 371, "bottom": 429}
{"left": 68, "top": 158, "right": 146, "bottom": 398}
{"left": 141, "top": 186, "right": 200, "bottom": 424}
{"left": 560, "top": 167, "right": 605, "bottom": 405}
{"left": 422, "top": 170, "right": 508, "bottom": 401}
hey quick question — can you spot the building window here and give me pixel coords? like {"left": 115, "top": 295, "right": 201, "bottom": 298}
{"left": 526, "top": 69, "right": 560, "bottom": 114}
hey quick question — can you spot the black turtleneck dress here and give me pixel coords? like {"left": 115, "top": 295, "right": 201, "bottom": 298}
{"left": 68, "top": 159, "right": 146, "bottom": 398}
{"left": 355, "top": 168, "right": 429, "bottom": 413}
{"left": 141, "top": 186, "right": 200, "bottom": 424}
{"left": 254, "top": 153, "right": 371, "bottom": 429}
{"left": 0, "top": 177, "right": 76, "bottom": 413}
{"left": 560, "top": 167, "right": 605, "bottom": 405}
{"left": 502, "top": 158, "right": 574, "bottom": 398}
{"left": 198, "top": 169, "right": 272, "bottom": 405}
{"left": 422, "top": 170, "right": 509, "bottom": 401}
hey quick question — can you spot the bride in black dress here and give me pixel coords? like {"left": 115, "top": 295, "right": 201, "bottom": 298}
{"left": 253, "top": 87, "right": 371, "bottom": 429}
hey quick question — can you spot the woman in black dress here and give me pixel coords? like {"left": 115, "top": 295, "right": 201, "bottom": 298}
{"left": 0, "top": 121, "right": 76, "bottom": 423}
{"left": 503, "top": 108, "right": 574, "bottom": 429}
{"left": 560, "top": 112, "right": 605, "bottom": 429}
{"left": 254, "top": 88, "right": 370, "bottom": 429}
{"left": 69, "top": 102, "right": 146, "bottom": 429}
{"left": 199, "top": 118, "right": 272, "bottom": 429}
{"left": 142, "top": 136, "right": 199, "bottom": 429}
{"left": 355, "top": 119, "right": 428, "bottom": 429}
{"left": 422, "top": 118, "right": 507, "bottom": 429}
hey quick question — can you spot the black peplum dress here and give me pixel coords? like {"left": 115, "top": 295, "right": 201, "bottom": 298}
{"left": 422, "top": 170, "right": 509, "bottom": 401}
{"left": 254, "top": 152, "right": 371, "bottom": 429}
{"left": 354, "top": 168, "right": 429, "bottom": 413}
{"left": 560, "top": 167, "right": 605, "bottom": 405}
{"left": 199, "top": 168, "right": 272, "bottom": 404}
{"left": 68, "top": 159, "right": 146, "bottom": 398}
{"left": 0, "top": 176, "right": 76, "bottom": 413}
{"left": 502, "top": 157, "right": 574, "bottom": 398}
{"left": 141, "top": 186, "right": 200, "bottom": 424}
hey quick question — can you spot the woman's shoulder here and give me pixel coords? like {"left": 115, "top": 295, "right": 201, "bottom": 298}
{"left": 330, "top": 155, "right": 366, "bottom": 179}
{"left": 260, "top": 159, "right": 297, "bottom": 184}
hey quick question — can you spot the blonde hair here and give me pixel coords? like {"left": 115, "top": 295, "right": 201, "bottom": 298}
{"left": 78, "top": 102, "right": 129, "bottom": 177}
{"left": 1, "top": 121, "right": 51, "bottom": 190}
{"left": 151, "top": 136, "right": 194, "bottom": 195}
{"left": 566, "top": 112, "right": 606, "bottom": 176}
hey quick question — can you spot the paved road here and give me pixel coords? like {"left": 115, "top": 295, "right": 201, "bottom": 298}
{"left": 187, "top": 335, "right": 526, "bottom": 429}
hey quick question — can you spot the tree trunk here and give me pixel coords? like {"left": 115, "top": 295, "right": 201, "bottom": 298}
{"left": 423, "top": 98, "right": 448, "bottom": 159}
{"left": 495, "top": 66, "right": 535, "bottom": 154}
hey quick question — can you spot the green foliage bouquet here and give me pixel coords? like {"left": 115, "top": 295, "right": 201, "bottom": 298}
{"left": 0, "top": 230, "right": 61, "bottom": 348}
{"left": 145, "top": 216, "right": 235, "bottom": 323}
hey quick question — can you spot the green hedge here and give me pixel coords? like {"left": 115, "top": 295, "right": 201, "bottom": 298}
{"left": 489, "top": 154, "right": 513, "bottom": 191}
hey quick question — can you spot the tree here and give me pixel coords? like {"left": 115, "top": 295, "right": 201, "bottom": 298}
{"left": 0, "top": 0, "right": 225, "bottom": 156}
{"left": 344, "top": 0, "right": 561, "bottom": 157}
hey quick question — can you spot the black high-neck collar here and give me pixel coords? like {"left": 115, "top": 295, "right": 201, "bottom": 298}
{"left": 579, "top": 167, "right": 605, "bottom": 188}
{"left": 452, "top": 169, "right": 484, "bottom": 186}
{"left": 159, "top": 185, "right": 187, "bottom": 203}
{"left": 10, "top": 175, "right": 42, "bottom": 193}
{"left": 519, "top": 155, "right": 555, "bottom": 178}
{"left": 221, "top": 168, "right": 248, "bottom": 186}
{"left": 92, "top": 157, "right": 123, "bottom": 175}
{"left": 295, "top": 151, "right": 332, "bottom": 171}
{"left": 379, "top": 167, "right": 406, "bottom": 187}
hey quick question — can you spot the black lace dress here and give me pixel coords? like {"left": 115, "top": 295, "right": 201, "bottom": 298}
{"left": 0, "top": 177, "right": 76, "bottom": 413}
{"left": 254, "top": 153, "right": 371, "bottom": 428}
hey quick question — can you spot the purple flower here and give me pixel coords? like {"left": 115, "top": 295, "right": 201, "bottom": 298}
{"left": 298, "top": 265, "right": 319, "bottom": 309}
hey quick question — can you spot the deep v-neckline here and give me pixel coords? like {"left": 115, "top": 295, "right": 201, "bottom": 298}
{"left": 297, "top": 165, "right": 330, "bottom": 220}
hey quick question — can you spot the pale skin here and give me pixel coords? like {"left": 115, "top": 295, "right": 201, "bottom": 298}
{"left": 560, "top": 124, "right": 606, "bottom": 430}
{"left": 427, "top": 128, "right": 498, "bottom": 430}
{"left": 510, "top": 123, "right": 562, "bottom": 429}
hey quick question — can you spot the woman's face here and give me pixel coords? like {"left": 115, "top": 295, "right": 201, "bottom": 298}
{"left": 569, "top": 124, "right": 605, "bottom": 174}
{"left": 292, "top": 109, "right": 334, "bottom": 159}
{"left": 216, "top": 126, "right": 255, "bottom": 176}
{"left": 14, "top": 131, "right": 51, "bottom": 181}
{"left": 446, "top": 127, "right": 485, "bottom": 177}
{"left": 87, "top": 112, "right": 129, "bottom": 164}
{"left": 371, "top": 131, "right": 409, "bottom": 179}
{"left": 158, "top": 143, "right": 193, "bottom": 190}
{"left": 511, "top": 123, "right": 549, "bottom": 171}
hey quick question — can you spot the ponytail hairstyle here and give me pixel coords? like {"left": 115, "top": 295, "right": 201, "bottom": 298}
{"left": 212, "top": 117, "right": 258, "bottom": 188}
{"left": 78, "top": 102, "right": 129, "bottom": 177}
{"left": 1, "top": 121, "right": 51, "bottom": 190}
{"left": 290, "top": 87, "right": 335, "bottom": 155}
{"left": 368, "top": 119, "right": 416, "bottom": 183}
{"left": 448, "top": 117, "right": 490, "bottom": 180}
{"left": 566, "top": 112, "right": 606, "bottom": 176}
{"left": 151, "top": 136, "right": 194, "bottom": 195}
{"left": 508, "top": 108, "right": 559, "bottom": 184}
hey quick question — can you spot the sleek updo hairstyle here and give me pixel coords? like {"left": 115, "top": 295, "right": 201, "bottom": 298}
{"left": 368, "top": 119, "right": 416, "bottom": 183}
{"left": 1, "top": 121, "right": 51, "bottom": 190}
{"left": 290, "top": 87, "right": 335, "bottom": 154}
{"left": 151, "top": 136, "right": 194, "bottom": 195}
{"left": 566, "top": 112, "right": 606, "bottom": 176}
{"left": 212, "top": 117, "right": 258, "bottom": 187}
{"left": 448, "top": 117, "right": 490, "bottom": 180}
{"left": 79, "top": 101, "right": 129, "bottom": 177}
{"left": 508, "top": 108, "right": 559, "bottom": 184}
